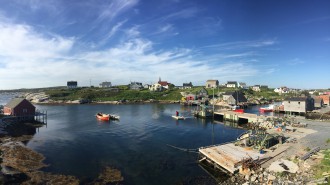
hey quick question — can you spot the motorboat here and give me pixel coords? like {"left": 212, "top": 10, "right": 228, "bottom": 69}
{"left": 259, "top": 105, "right": 274, "bottom": 112}
{"left": 96, "top": 113, "right": 110, "bottom": 121}
{"left": 172, "top": 115, "right": 185, "bottom": 120}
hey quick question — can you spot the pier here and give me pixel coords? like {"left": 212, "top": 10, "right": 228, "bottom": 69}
{"left": 214, "top": 110, "right": 274, "bottom": 123}
{"left": 199, "top": 142, "right": 263, "bottom": 174}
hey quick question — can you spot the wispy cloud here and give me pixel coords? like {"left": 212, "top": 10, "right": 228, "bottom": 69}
{"left": 97, "top": 0, "right": 139, "bottom": 22}
{"left": 300, "top": 16, "right": 330, "bottom": 24}
{"left": 125, "top": 25, "right": 141, "bottom": 38}
{"left": 201, "top": 38, "right": 278, "bottom": 50}
{"left": 288, "top": 58, "right": 305, "bottom": 65}
{"left": 98, "top": 19, "right": 127, "bottom": 47}
{"left": 163, "top": 7, "right": 199, "bottom": 20}
{"left": 155, "top": 24, "right": 174, "bottom": 34}
{"left": 220, "top": 52, "right": 258, "bottom": 59}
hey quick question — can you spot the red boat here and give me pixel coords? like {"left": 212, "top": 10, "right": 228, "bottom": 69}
{"left": 232, "top": 105, "right": 244, "bottom": 113}
{"left": 259, "top": 108, "right": 273, "bottom": 112}
{"left": 233, "top": 109, "right": 244, "bottom": 113}
{"left": 259, "top": 105, "right": 274, "bottom": 112}
{"left": 96, "top": 113, "right": 110, "bottom": 121}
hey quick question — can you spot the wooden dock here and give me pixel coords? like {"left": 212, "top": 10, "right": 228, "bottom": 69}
{"left": 214, "top": 110, "right": 273, "bottom": 123}
{"left": 199, "top": 142, "right": 263, "bottom": 174}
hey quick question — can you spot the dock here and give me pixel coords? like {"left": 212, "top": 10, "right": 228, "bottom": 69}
{"left": 199, "top": 142, "right": 263, "bottom": 174}
{"left": 214, "top": 110, "right": 273, "bottom": 123}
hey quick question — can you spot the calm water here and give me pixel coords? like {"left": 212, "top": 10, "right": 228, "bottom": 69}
{"left": 24, "top": 104, "right": 246, "bottom": 184}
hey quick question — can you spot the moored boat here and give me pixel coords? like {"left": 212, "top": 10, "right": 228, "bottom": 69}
{"left": 233, "top": 109, "right": 244, "bottom": 113}
{"left": 172, "top": 115, "right": 185, "bottom": 120}
{"left": 96, "top": 113, "right": 110, "bottom": 121}
{"left": 232, "top": 105, "right": 244, "bottom": 113}
{"left": 259, "top": 105, "right": 274, "bottom": 112}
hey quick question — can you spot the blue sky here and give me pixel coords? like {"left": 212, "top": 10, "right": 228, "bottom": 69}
{"left": 0, "top": 0, "right": 329, "bottom": 90}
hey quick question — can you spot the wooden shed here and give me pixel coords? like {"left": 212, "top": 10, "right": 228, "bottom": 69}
{"left": 3, "top": 98, "right": 36, "bottom": 119}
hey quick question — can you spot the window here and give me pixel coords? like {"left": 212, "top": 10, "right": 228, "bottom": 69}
{"left": 23, "top": 109, "right": 28, "bottom": 113}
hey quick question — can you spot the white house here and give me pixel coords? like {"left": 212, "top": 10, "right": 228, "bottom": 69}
{"left": 252, "top": 85, "right": 261, "bottom": 92}
{"left": 149, "top": 83, "right": 163, "bottom": 91}
{"left": 274, "top": 87, "right": 289, "bottom": 94}
{"left": 226, "top": 81, "right": 238, "bottom": 88}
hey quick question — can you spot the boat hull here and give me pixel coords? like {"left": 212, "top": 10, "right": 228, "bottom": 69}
{"left": 259, "top": 108, "right": 273, "bottom": 112}
{"left": 233, "top": 109, "right": 244, "bottom": 113}
{"left": 96, "top": 113, "right": 110, "bottom": 121}
{"left": 172, "top": 115, "right": 185, "bottom": 120}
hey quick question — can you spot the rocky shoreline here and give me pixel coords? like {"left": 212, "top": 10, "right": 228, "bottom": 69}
{"left": 218, "top": 118, "right": 330, "bottom": 185}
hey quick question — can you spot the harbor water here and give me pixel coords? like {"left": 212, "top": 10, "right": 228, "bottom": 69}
{"left": 25, "top": 103, "right": 245, "bottom": 184}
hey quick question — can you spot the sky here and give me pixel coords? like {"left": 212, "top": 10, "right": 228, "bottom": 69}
{"left": 0, "top": 0, "right": 329, "bottom": 90}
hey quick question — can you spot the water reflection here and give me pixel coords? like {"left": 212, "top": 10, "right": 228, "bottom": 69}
{"left": 26, "top": 104, "right": 245, "bottom": 185}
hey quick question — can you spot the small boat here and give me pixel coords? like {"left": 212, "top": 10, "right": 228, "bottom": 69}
{"left": 172, "top": 115, "right": 185, "bottom": 120}
{"left": 96, "top": 113, "right": 110, "bottom": 121}
{"left": 259, "top": 105, "right": 274, "bottom": 112}
{"left": 110, "top": 114, "right": 120, "bottom": 120}
{"left": 233, "top": 109, "right": 244, "bottom": 113}
{"left": 232, "top": 105, "right": 244, "bottom": 113}
{"left": 237, "top": 130, "right": 252, "bottom": 140}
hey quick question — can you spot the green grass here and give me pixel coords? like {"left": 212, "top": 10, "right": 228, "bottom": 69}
{"left": 313, "top": 149, "right": 330, "bottom": 183}
{"left": 44, "top": 86, "right": 286, "bottom": 102}
{"left": 326, "top": 139, "right": 330, "bottom": 144}
{"left": 45, "top": 87, "right": 185, "bottom": 101}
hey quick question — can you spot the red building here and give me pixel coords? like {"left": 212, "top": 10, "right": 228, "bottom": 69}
{"left": 3, "top": 98, "right": 36, "bottom": 118}
{"left": 318, "top": 95, "right": 330, "bottom": 106}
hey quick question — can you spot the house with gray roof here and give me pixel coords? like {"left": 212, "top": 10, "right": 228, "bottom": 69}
{"left": 99, "top": 81, "right": 112, "bottom": 88}
{"left": 283, "top": 97, "right": 314, "bottom": 115}
{"left": 206, "top": 80, "right": 219, "bottom": 88}
{"left": 222, "top": 91, "right": 247, "bottom": 105}
{"left": 129, "top": 82, "right": 143, "bottom": 90}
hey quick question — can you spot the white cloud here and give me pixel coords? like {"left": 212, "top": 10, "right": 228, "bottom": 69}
{"left": 0, "top": 22, "right": 74, "bottom": 59}
{"left": 0, "top": 19, "right": 263, "bottom": 89}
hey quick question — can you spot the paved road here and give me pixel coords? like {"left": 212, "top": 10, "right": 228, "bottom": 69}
{"left": 297, "top": 118, "right": 330, "bottom": 150}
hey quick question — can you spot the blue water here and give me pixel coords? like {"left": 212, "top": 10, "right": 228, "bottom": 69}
{"left": 24, "top": 104, "right": 245, "bottom": 184}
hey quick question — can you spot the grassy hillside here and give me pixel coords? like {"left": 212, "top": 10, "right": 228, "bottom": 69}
{"left": 44, "top": 86, "right": 284, "bottom": 102}
{"left": 45, "top": 87, "right": 186, "bottom": 101}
